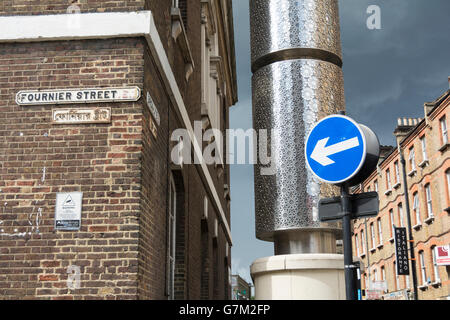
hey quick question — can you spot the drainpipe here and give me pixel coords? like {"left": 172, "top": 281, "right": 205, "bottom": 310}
{"left": 398, "top": 145, "right": 419, "bottom": 300}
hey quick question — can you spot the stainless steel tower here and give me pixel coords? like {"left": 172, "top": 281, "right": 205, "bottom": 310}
{"left": 251, "top": 0, "right": 345, "bottom": 255}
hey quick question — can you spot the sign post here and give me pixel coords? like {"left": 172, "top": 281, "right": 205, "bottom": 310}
{"left": 306, "top": 113, "right": 380, "bottom": 300}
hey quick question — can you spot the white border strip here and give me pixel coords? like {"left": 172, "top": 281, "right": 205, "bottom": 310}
{"left": 0, "top": 11, "right": 232, "bottom": 244}
{"left": 0, "top": 11, "right": 152, "bottom": 42}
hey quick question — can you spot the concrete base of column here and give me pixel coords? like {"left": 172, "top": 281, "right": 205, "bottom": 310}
{"left": 250, "top": 254, "right": 345, "bottom": 300}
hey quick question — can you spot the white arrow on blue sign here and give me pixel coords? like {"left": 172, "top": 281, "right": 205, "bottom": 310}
{"left": 305, "top": 115, "right": 367, "bottom": 184}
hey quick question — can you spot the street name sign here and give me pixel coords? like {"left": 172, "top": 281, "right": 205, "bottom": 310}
{"left": 305, "top": 115, "right": 380, "bottom": 186}
{"left": 16, "top": 87, "right": 141, "bottom": 106}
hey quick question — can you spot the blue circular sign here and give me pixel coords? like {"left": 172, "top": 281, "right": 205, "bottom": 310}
{"left": 305, "top": 115, "right": 367, "bottom": 184}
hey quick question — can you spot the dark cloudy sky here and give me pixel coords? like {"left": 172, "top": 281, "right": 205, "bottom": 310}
{"left": 230, "top": 0, "right": 450, "bottom": 282}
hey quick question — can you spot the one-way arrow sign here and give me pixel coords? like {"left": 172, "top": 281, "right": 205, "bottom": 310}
{"left": 310, "top": 136, "right": 360, "bottom": 166}
{"left": 305, "top": 114, "right": 380, "bottom": 186}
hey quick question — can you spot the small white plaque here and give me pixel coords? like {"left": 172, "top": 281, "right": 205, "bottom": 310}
{"left": 52, "top": 107, "right": 111, "bottom": 124}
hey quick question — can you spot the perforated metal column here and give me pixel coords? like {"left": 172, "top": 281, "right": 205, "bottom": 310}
{"left": 250, "top": 0, "right": 345, "bottom": 253}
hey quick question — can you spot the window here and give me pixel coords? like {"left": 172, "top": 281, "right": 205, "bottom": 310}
{"left": 408, "top": 147, "right": 416, "bottom": 172}
{"left": 398, "top": 203, "right": 404, "bottom": 227}
{"left": 370, "top": 223, "right": 375, "bottom": 250}
{"left": 377, "top": 218, "right": 383, "bottom": 246}
{"left": 431, "top": 246, "right": 440, "bottom": 282}
{"left": 373, "top": 268, "right": 378, "bottom": 282}
{"left": 361, "top": 230, "right": 366, "bottom": 255}
{"left": 389, "top": 209, "right": 395, "bottom": 238}
{"left": 364, "top": 273, "right": 368, "bottom": 291}
{"left": 381, "top": 266, "right": 386, "bottom": 281}
{"left": 173, "top": 0, "right": 187, "bottom": 25}
{"left": 386, "top": 169, "right": 392, "bottom": 190}
{"left": 447, "top": 169, "right": 450, "bottom": 204}
{"left": 413, "top": 192, "right": 421, "bottom": 225}
{"left": 394, "top": 161, "right": 400, "bottom": 185}
{"left": 419, "top": 250, "right": 427, "bottom": 285}
{"left": 424, "top": 184, "right": 433, "bottom": 218}
{"left": 420, "top": 136, "right": 428, "bottom": 162}
{"left": 374, "top": 180, "right": 378, "bottom": 192}
{"left": 167, "top": 175, "right": 177, "bottom": 300}
{"left": 355, "top": 234, "right": 360, "bottom": 256}
{"left": 179, "top": 0, "right": 188, "bottom": 25}
{"left": 440, "top": 116, "right": 448, "bottom": 145}
{"left": 394, "top": 262, "right": 400, "bottom": 290}
{"left": 201, "top": 2, "right": 223, "bottom": 134}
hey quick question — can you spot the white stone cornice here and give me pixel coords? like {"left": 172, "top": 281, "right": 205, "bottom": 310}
{"left": 0, "top": 11, "right": 153, "bottom": 43}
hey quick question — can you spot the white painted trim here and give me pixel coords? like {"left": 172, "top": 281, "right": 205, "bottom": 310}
{"left": 0, "top": 11, "right": 152, "bottom": 42}
{"left": 0, "top": 11, "right": 232, "bottom": 245}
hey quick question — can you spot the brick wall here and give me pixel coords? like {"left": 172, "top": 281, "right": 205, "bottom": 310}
{"left": 0, "top": 0, "right": 233, "bottom": 300}
{"left": 353, "top": 93, "right": 450, "bottom": 300}
{"left": 0, "top": 38, "right": 145, "bottom": 299}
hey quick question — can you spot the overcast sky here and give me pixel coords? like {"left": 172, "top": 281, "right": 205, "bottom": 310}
{"left": 230, "top": 0, "right": 450, "bottom": 283}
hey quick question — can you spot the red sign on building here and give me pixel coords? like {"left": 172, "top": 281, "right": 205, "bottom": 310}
{"left": 436, "top": 245, "right": 450, "bottom": 266}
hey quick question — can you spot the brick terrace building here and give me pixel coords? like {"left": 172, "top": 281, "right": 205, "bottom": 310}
{"left": 0, "top": 0, "right": 237, "bottom": 300}
{"left": 352, "top": 82, "right": 450, "bottom": 300}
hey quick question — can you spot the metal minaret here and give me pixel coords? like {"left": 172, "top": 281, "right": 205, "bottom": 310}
{"left": 251, "top": 0, "right": 346, "bottom": 254}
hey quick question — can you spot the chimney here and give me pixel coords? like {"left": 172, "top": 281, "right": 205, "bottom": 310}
{"left": 378, "top": 145, "right": 395, "bottom": 165}
{"left": 394, "top": 117, "right": 419, "bottom": 145}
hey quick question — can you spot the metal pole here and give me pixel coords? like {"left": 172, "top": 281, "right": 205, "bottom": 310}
{"left": 399, "top": 147, "right": 419, "bottom": 300}
{"left": 341, "top": 183, "right": 357, "bottom": 300}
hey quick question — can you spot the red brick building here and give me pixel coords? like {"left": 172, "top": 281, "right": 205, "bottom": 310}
{"left": 0, "top": 0, "right": 237, "bottom": 300}
{"left": 352, "top": 81, "right": 450, "bottom": 300}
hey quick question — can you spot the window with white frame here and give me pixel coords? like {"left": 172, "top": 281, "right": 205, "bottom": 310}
{"left": 373, "top": 268, "right": 378, "bottom": 282}
{"left": 394, "top": 161, "right": 400, "bottom": 185}
{"left": 361, "top": 229, "right": 366, "bottom": 255}
{"left": 446, "top": 169, "right": 450, "bottom": 202}
{"left": 398, "top": 203, "right": 404, "bottom": 227}
{"left": 389, "top": 209, "right": 395, "bottom": 238}
{"left": 440, "top": 116, "right": 448, "bottom": 145}
{"left": 355, "top": 234, "right": 360, "bottom": 257}
{"left": 424, "top": 184, "right": 433, "bottom": 218}
{"left": 381, "top": 266, "right": 386, "bottom": 281}
{"left": 377, "top": 218, "right": 383, "bottom": 245}
{"left": 374, "top": 180, "right": 378, "bottom": 192}
{"left": 201, "top": 1, "right": 224, "bottom": 134}
{"left": 408, "top": 147, "right": 416, "bottom": 172}
{"left": 420, "top": 136, "right": 428, "bottom": 162}
{"left": 386, "top": 169, "right": 392, "bottom": 190}
{"left": 419, "top": 250, "right": 427, "bottom": 285}
{"left": 413, "top": 192, "right": 421, "bottom": 225}
{"left": 431, "top": 246, "right": 440, "bottom": 282}
{"left": 394, "top": 262, "right": 400, "bottom": 290}
{"left": 370, "top": 222, "right": 375, "bottom": 250}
